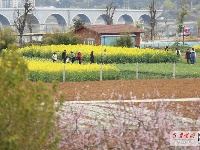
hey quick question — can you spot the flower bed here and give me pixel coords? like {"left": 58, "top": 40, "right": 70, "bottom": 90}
{"left": 18, "top": 44, "right": 178, "bottom": 63}
{"left": 26, "top": 59, "right": 119, "bottom": 82}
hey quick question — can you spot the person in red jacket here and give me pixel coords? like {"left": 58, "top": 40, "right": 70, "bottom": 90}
{"left": 77, "top": 51, "right": 82, "bottom": 64}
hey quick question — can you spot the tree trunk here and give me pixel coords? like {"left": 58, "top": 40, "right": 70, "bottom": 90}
{"left": 149, "top": 0, "right": 156, "bottom": 41}
{"left": 19, "top": 34, "right": 23, "bottom": 48}
{"left": 105, "top": 3, "right": 116, "bottom": 25}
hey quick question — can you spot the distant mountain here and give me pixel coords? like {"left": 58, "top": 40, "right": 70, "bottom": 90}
{"left": 35, "top": 0, "right": 200, "bottom": 22}
{"left": 35, "top": 0, "right": 199, "bottom": 10}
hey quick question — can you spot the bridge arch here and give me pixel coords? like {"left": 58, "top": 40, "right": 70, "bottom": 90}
{"left": 138, "top": 14, "right": 151, "bottom": 26}
{"left": 27, "top": 14, "right": 39, "bottom": 24}
{"left": 95, "top": 14, "right": 107, "bottom": 25}
{"left": 117, "top": 14, "right": 134, "bottom": 25}
{"left": 0, "top": 14, "right": 10, "bottom": 26}
{"left": 46, "top": 14, "right": 66, "bottom": 25}
{"left": 23, "top": 14, "right": 40, "bottom": 33}
{"left": 71, "top": 14, "right": 91, "bottom": 25}
{"left": 44, "top": 14, "right": 66, "bottom": 32}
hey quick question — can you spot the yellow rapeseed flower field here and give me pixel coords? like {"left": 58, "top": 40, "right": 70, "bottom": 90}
{"left": 192, "top": 45, "right": 200, "bottom": 52}
{"left": 26, "top": 59, "right": 119, "bottom": 72}
{"left": 18, "top": 44, "right": 177, "bottom": 63}
{"left": 26, "top": 58, "right": 119, "bottom": 82}
{"left": 19, "top": 44, "right": 167, "bottom": 56}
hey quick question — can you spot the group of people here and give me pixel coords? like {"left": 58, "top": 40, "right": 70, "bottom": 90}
{"left": 52, "top": 50, "right": 95, "bottom": 64}
{"left": 185, "top": 48, "right": 196, "bottom": 64}
{"left": 175, "top": 47, "right": 196, "bottom": 64}
{"left": 61, "top": 50, "right": 83, "bottom": 64}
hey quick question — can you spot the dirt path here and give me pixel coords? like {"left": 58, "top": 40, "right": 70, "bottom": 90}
{"left": 56, "top": 78, "right": 200, "bottom": 101}
{"left": 52, "top": 78, "right": 200, "bottom": 120}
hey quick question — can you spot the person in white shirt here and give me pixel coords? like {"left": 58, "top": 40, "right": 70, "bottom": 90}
{"left": 71, "top": 51, "right": 76, "bottom": 63}
{"left": 52, "top": 52, "right": 57, "bottom": 62}
{"left": 176, "top": 48, "right": 181, "bottom": 57}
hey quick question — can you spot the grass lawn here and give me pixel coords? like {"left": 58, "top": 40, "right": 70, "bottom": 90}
{"left": 113, "top": 56, "right": 200, "bottom": 80}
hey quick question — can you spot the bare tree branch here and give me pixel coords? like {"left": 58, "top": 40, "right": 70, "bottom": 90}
{"left": 105, "top": 2, "right": 117, "bottom": 25}
{"left": 13, "top": 0, "right": 34, "bottom": 47}
{"left": 149, "top": 0, "right": 157, "bottom": 41}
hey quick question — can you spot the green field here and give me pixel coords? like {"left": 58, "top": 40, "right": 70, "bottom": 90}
{"left": 101, "top": 55, "right": 200, "bottom": 80}
{"left": 24, "top": 56, "right": 200, "bottom": 82}
{"left": 16, "top": 45, "right": 200, "bottom": 82}
{"left": 114, "top": 60, "right": 200, "bottom": 80}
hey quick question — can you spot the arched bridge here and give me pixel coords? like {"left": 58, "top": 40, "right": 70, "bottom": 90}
{"left": 0, "top": 8, "right": 162, "bottom": 33}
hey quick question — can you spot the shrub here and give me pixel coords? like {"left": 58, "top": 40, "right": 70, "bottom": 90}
{"left": 42, "top": 31, "right": 80, "bottom": 45}
{"left": 116, "top": 34, "right": 134, "bottom": 48}
{"left": 0, "top": 51, "right": 61, "bottom": 149}
{"left": 0, "top": 27, "right": 17, "bottom": 51}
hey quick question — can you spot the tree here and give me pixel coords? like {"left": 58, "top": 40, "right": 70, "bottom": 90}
{"left": 58, "top": 100, "right": 199, "bottom": 149}
{"left": 42, "top": 31, "right": 80, "bottom": 45}
{"left": 149, "top": 0, "right": 157, "bottom": 41}
{"left": 176, "top": 0, "right": 189, "bottom": 33}
{"left": 135, "top": 21, "right": 142, "bottom": 28}
{"left": 26, "top": 15, "right": 34, "bottom": 43}
{"left": 163, "top": 0, "right": 175, "bottom": 11}
{"left": 0, "top": 50, "right": 62, "bottom": 149}
{"left": 0, "top": 27, "right": 17, "bottom": 51}
{"left": 105, "top": 2, "right": 117, "bottom": 25}
{"left": 197, "top": 18, "right": 200, "bottom": 35}
{"left": 55, "top": 0, "right": 72, "bottom": 8}
{"left": 13, "top": 0, "right": 34, "bottom": 47}
{"left": 73, "top": 19, "right": 85, "bottom": 30}
{"left": 116, "top": 33, "right": 134, "bottom": 48}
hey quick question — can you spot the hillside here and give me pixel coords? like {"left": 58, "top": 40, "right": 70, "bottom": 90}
{"left": 35, "top": 0, "right": 200, "bottom": 10}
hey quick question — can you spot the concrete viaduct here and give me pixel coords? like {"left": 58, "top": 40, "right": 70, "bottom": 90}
{"left": 0, "top": 7, "right": 162, "bottom": 33}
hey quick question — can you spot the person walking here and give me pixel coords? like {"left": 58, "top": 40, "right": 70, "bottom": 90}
{"left": 90, "top": 51, "right": 94, "bottom": 64}
{"left": 71, "top": 51, "right": 76, "bottom": 63}
{"left": 164, "top": 46, "right": 169, "bottom": 51}
{"left": 62, "top": 50, "right": 67, "bottom": 63}
{"left": 77, "top": 51, "right": 82, "bottom": 64}
{"left": 52, "top": 52, "right": 57, "bottom": 62}
{"left": 66, "top": 56, "right": 70, "bottom": 63}
{"left": 185, "top": 49, "right": 191, "bottom": 64}
{"left": 175, "top": 48, "right": 181, "bottom": 60}
{"left": 176, "top": 48, "right": 181, "bottom": 56}
{"left": 190, "top": 48, "right": 196, "bottom": 64}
